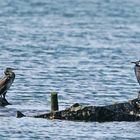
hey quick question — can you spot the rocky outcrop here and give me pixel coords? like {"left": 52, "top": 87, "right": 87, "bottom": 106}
{"left": 17, "top": 94, "right": 140, "bottom": 122}
{"left": 33, "top": 99, "right": 140, "bottom": 122}
{"left": 0, "top": 97, "right": 11, "bottom": 107}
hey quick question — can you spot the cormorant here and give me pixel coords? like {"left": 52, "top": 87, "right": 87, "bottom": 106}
{"left": 0, "top": 68, "right": 15, "bottom": 98}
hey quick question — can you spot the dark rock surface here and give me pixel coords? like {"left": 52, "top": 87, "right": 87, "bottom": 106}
{"left": 0, "top": 97, "right": 11, "bottom": 107}
{"left": 17, "top": 93, "right": 140, "bottom": 122}
{"left": 33, "top": 99, "right": 140, "bottom": 122}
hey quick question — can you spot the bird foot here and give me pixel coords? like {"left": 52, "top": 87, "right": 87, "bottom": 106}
{"left": 137, "top": 91, "right": 140, "bottom": 100}
{"left": 136, "top": 101, "right": 140, "bottom": 109}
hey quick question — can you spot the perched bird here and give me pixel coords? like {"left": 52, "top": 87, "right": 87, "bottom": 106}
{"left": 0, "top": 68, "right": 15, "bottom": 98}
{"left": 132, "top": 60, "right": 140, "bottom": 85}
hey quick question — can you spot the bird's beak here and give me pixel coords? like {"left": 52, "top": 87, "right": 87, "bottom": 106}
{"left": 10, "top": 68, "right": 18, "bottom": 71}
{"left": 131, "top": 61, "right": 137, "bottom": 64}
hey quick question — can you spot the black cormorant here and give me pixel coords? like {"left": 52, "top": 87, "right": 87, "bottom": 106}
{"left": 0, "top": 68, "right": 15, "bottom": 98}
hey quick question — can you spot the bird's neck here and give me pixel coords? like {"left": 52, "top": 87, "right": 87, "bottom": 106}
{"left": 136, "top": 64, "right": 140, "bottom": 67}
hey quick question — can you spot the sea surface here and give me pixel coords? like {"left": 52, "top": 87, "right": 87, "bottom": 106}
{"left": 0, "top": 0, "right": 140, "bottom": 139}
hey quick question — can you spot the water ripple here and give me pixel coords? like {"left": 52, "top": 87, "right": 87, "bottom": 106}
{"left": 0, "top": 0, "right": 140, "bottom": 139}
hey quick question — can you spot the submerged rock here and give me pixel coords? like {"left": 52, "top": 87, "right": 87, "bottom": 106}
{"left": 17, "top": 99, "right": 140, "bottom": 122}
{"left": 16, "top": 111, "right": 25, "bottom": 118}
{"left": 0, "top": 97, "right": 11, "bottom": 107}
{"left": 16, "top": 93, "right": 140, "bottom": 122}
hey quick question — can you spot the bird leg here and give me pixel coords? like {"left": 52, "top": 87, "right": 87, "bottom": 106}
{"left": 136, "top": 101, "right": 140, "bottom": 108}
{"left": 2, "top": 91, "right": 7, "bottom": 99}
{"left": 136, "top": 91, "right": 140, "bottom": 109}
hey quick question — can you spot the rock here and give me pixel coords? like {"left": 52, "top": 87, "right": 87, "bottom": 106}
{"left": 16, "top": 93, "right": 140, "bottom": 122}
{"left": 0, "top": 97, "right": 11, "bottom": 107}
{"left": 16, "top": 111, "right": 25, "bottom": 118}
{"left": 18, "top": 98, "right": 140, "bottom": 122}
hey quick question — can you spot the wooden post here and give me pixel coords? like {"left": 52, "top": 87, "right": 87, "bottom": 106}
{"left": 51, "top": 92, "right": 59, "bottom": 112}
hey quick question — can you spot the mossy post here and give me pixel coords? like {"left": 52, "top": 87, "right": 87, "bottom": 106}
{"left": 51, "top": 92, "right": 59, "bottom": 112}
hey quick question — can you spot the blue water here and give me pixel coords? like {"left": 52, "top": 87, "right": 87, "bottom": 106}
{"left": 0, "top": 0, "right": 140, "bottom": 139}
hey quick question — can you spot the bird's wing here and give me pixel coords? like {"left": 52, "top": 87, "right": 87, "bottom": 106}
{"left": 0, "top": 74, "right": 15, "bottom": 95}
{"left": 0, "top": 80, "right": 8, "bottom": 95}
{"left": 0, "top": 77, "right": 8, "bottom": 88}
{"left": 135, "top": 66, "right": 140, "bottom": 84}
